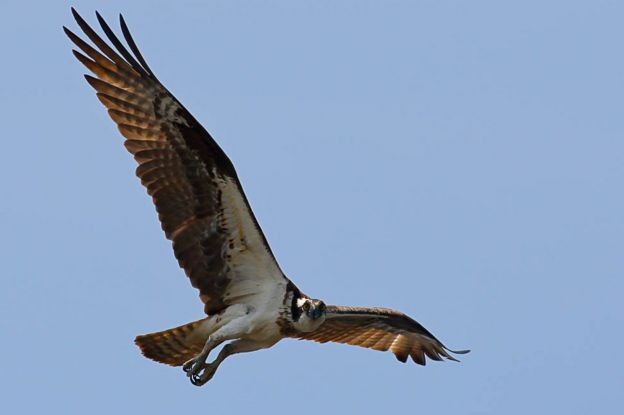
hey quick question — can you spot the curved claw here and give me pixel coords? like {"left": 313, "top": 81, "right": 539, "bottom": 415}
{"left": 182, "top": 358, "right": 196, "bottom": 374}
{"left": 189, "top": 364, "right": 217, "bottom": 386}
{"left": 182, "top": 356, "right": 206, "bottom": 380}
{"left": 182, "top": 355, "right": 217, "bottom": 386}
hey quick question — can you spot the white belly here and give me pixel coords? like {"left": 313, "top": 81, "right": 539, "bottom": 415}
{"left": 220, "top": 282, "right": 286, "bottom": 346}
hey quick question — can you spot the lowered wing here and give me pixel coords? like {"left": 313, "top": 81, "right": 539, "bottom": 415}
{"left": 294, "top": 306, "right": 469, "bottom": 365}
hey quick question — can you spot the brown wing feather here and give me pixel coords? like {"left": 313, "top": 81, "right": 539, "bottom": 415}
{"left": 294, "top": 306, "right": 469, "bottom": 365}
{"left": 64, "top": 9, "right": 285, "bottom": 314}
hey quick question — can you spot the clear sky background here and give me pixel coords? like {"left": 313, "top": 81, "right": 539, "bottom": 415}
{"left": 1, "top": 1, "right": 622, "bottom": 414}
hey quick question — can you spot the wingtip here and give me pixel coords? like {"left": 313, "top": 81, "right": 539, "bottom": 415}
{"left": 71, "top": 6, "right": 89, "bottom": 28}
{"left": 443, "top": 346, "right": 470, "bottom": 362}
{"left": 95, "top": 10, "right": 109, "bottom": 29}
{"left": 71, "top": 49, "right": 84, "bottom": 60}
{"left": 70, "top": 6, "right": 82, "bottom": 22}
{"left": 63, "top": 25, "right": 79, "bottom": 41}
{"left": 83, "top": 74, "right": 99, "bottom": 88}
{"left": 95, "top": 10, "right": 107, "bottom": 31}
{"left": 119, "top": 13, "right": 129, "bottom": 33}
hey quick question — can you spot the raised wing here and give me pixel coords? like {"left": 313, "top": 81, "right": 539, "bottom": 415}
{"left": 64, "top": 9, "right": 286, "bottom": 314}
{"left": 294, "top": 306, "right": 469, "bottom": 365}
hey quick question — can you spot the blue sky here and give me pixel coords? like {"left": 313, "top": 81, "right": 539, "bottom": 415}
{"left": 1, "top": 1, "right": 622, "bottom": 413}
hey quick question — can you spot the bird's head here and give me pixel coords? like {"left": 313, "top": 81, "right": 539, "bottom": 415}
{"left": 294, "top": 297, "right": 327, "bottom": 332}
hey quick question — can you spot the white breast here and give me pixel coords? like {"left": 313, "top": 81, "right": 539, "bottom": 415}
{"left": 242, "top": 280, "right": 288, "bottom": 344}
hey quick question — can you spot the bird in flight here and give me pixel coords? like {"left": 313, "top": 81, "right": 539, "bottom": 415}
{"left": 64, "top": 8, "right": 469, "bottom": 386}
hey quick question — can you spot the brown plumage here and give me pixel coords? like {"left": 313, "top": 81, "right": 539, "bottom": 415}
{"left": 64, "top": 9, "right": 469, "bottom": 384}
{"left": 135, "top": 318, "right": 209, "bottom": 366}
{"left": 293, "top": 306, "right": 469, "bottom": 365}
{"left": 64, "top": 8, "right": 284, "bottom": 316}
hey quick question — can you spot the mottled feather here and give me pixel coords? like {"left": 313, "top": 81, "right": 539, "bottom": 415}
{"left": 135, "top": 318, "right": 209, "bottom": 366}
{"left": 293, "top": 306, "right": 469, "bottom": 365}
{"left": 64, "top": 9, "right": 286, "bottom": 314}
{"left": 65, "top": 11, "right": 469, "bottom": 380}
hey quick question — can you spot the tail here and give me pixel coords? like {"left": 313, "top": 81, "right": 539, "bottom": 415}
{"left": 134, "top": 318, "right": 210, "bottom": 366}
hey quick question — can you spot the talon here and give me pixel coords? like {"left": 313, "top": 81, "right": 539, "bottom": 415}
{"left": 182, "top": 359, "right": 194, "bottom": 373}
{"left": 182, "top": 355, "right": 207, "bottom": 378}
{"left": 188, "top": 363, "right": 217, "bottom": 386}
{"left": 190, "top": 372, "right": 203, "bottom": 386}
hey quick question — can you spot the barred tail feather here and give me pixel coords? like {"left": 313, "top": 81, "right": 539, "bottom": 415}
{"left": 135, "top": 318, "right": 210, "bottom": 366}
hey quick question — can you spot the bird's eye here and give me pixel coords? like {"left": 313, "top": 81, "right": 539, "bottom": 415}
{"left": 319, "top": 302, "right": 326, "bottom": 312}
{"left": 302, "top": 302, "right": 310, "bottom": 311}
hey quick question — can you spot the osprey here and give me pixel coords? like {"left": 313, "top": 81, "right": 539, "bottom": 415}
{"left": 64, "top": 9, "right": 469, "bottom": 386}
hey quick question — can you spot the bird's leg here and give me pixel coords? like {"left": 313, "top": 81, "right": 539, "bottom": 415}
{"left": 189, "top": 339, "right": 265, "bottom": 386}
{"left": 182, "top": 336, "right": 224, "bottom": 377}
{"left": 182, "top": 304, "right": 256, "bottom": 383}
{"left": 182, "top": 307, "right": 250, "bottom": 379}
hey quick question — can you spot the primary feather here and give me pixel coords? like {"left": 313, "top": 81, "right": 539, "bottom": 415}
{"left": 64, "top": 8, "right": 468, "bottom": 386}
